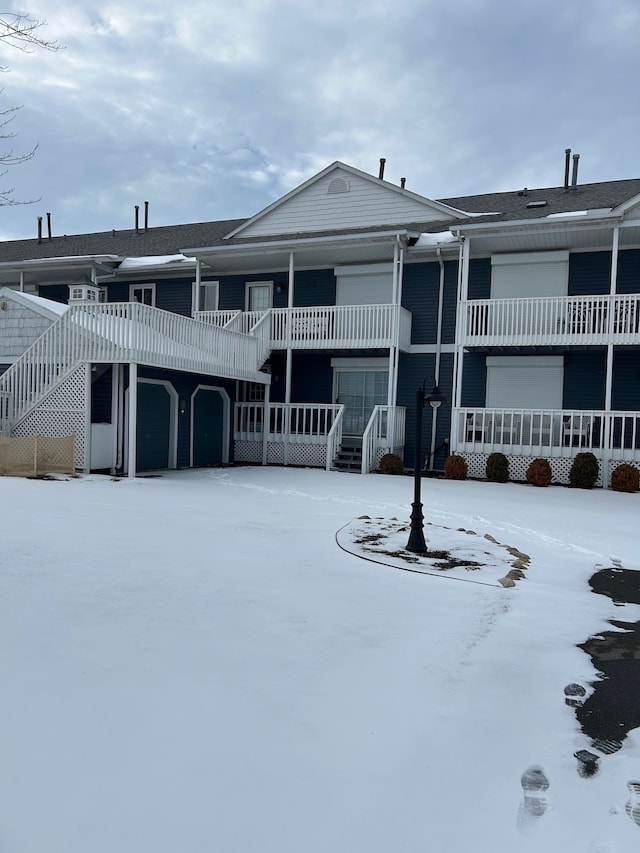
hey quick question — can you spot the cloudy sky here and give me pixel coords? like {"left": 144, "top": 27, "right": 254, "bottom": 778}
{"left": 0, "top": 0, "right": 638, "bottom": 242}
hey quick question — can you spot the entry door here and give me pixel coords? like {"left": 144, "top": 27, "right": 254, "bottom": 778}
{"left": 335, "top": 370, "right": 388, "bottom": 435}
{"left": 192, "top": 388, "right": 224, "bottom": 466}
{"left": 137, "top": 382, "right": 171, "bottom": 470}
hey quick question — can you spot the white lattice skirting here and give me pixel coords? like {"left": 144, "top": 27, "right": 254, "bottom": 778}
{"left": 12, "top": 365, "right": 87, "bottom": 470}
{"left": 463, "top": 452, "right": 608, "bottom": 487}
{"left": 234, "top": 440, "right": 327, "bottom": 467}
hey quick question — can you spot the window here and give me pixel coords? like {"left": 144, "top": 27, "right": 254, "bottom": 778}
{"left": 198, "top": 281, "right": 219, "bottom": 311}
{"left": 130, "top": 284, "right": 155, "bottom": 306}
{"left": 246, "top": 281, "right": 273, "bottom": 311}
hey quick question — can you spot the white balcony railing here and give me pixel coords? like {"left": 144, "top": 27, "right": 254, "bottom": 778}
{"left": 196, "top": 304, "right": 412, "bottom": 351}
{"left": 462, "top": 294, "right": 640, "bottom": 346}
{"left": 456, "top": 408, "right": 640, "bottom": 461}
{"left": 0, "top": 303, "right": 269, "bottom": 426}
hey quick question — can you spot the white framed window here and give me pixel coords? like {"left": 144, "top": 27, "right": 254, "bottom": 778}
{"left": 197, "top": 281, "right": 219, "bottom": 312}
{"left": 129, "top": 283, "right": 156, "bottom": 306}
{"left": 245, "top": 281, "right": 273, "bottom": 311}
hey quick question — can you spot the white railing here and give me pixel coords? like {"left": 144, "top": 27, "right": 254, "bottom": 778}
{"left": 361, "top": 405, "right": 407, "bottom": 474}
{"left": 456, "top": 408, "right": 640, "bottom": 461}
{"left": 326, "top": 406, "right": 345, "bottom": 471}
{"left": 463, "top": 294, "right": 640, "bottom": 346}
{"left": 197, "top": 304, "right": 412, "bottom": 351}
{"left": 0, "top": 303, "right": 269, "bottom": 425}
{"left": 192, "top": 309, "right": 241, "bottom": 327}
{"left": 0, "top": 390, "right": 11, "bottom": 435}
{"left": 234, "top": 402, "right": 343, "bottom": 445}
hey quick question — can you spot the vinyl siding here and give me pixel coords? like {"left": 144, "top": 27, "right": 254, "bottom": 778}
{"left": 293, "top": 270, "right": 335, "bottom": 307}
{"left": 568, "top": 251, "right": 611, "bottom": 296}
{"left": 616, "top": 249, "right": 640, "bottom": 295}
{"left": 468, "top": 257, "right": 491, "bottom": 300}
{"left": 612, "top": 350, "right": 640, "bottom": 411}
{"left": 461, "top": 352, "right": 487, "bottom": 407}
{"left": 563, "top": 352, "right": 606, "bottom": 409}
{"left": 397, "top": 351, "right": 454, "bottom": 470}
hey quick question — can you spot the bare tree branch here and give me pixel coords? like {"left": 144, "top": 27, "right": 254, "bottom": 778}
{"left": 0, "top": 12, "right": 61, "bottom": 205}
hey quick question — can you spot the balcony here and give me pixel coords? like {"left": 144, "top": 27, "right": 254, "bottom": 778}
{"left": 194, "top": 304, "right": 413, "bottom": 352}
{"left": 456, "top": 408, "right": 640, "bottom": 462}
{"left": 462, "top": 294, "right": 640, "bottom": 347}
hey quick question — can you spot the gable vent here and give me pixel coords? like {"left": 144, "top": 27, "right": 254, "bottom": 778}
{"left": 328, "top": 177, "right": 349, "bottom": 194}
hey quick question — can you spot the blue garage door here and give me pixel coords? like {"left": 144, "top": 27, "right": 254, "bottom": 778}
{"left": 193, "top": 389, "right": 224, "bottom": 466}
{"left": 137, "top": 382, "right": 171, "bottom": 471}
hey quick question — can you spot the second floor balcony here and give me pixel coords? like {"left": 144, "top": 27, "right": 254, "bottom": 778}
{"left": 194, "top": 303, "right": 413, "bottom": 352}
{"left": 462, "top": 294, "right": 640, "bottom": 348}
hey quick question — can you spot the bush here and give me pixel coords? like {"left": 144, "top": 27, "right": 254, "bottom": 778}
{"left": 569, "top": 452, "right": 599, "bottom": 489}
{"left": 610, "top": 463, "right": 640, "bottom": 493}
{"left": 378, "top": 453, "right": 404, "bottom": 475}
{"left": 526, "top": 458, "right": 552, "bottom": 487}
{"left": 486, "top": 452, "right": 509, "bottom": 483}
{"left": 444, "top": 454, "right": 468, "bottom": 480}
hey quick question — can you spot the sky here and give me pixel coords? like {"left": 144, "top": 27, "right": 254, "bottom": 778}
{"left": 0, "top": 0, "right": 639, "bottom": 242}
{"left": 1, "top": 466, "right": 640, "bottom": 851}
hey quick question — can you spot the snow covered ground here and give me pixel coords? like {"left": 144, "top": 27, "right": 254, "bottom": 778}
{"left": 1, "top": 466, "right": 639, "bottom": 852}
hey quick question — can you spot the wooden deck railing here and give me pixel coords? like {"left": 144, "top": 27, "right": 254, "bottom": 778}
{"left": 462, "top": 294, "right": 640, "bottom": 346}
{"left": 456, "top": 408, "right": 640, "bottom": 460}
{"left": 0, "top": 303, "right": 268, "bottom": 426}
{"left": 196, "top": 304, "right": 412, "bottom": 351}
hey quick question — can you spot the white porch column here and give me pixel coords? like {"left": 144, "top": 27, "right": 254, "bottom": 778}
{"left": 429, "top": 248, "right": 447, "bottom": 469}
{"left": 454, "top": 236, "right": 470, "bottom": 410}
{"left": 262, "top": 383, "right": 270, "bottom": 466}
{"left": 110, "top": 363, "right": 120, "bottom": 475}
{"left": 83, "top": 362, "right": 92, "bottom": 473}
{"left": 128, "top": 362, "right": 137, "bottom": 478}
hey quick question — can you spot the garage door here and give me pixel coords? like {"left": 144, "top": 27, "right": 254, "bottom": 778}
{"left": 192, "top": 388, "right": 225, "bottom": 466}
{"left": 137, "top": 382, "right": 171, "bottom": 470}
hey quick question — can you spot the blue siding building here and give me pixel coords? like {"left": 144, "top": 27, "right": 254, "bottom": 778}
{"left": 0, "top": 157, "right": 640, "bottom": 484}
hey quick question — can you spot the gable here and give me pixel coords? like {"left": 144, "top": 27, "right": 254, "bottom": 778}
{"left": 230, "top": 164, "right": 465, "bottom": 239}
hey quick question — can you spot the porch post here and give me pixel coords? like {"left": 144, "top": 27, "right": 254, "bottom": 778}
{"left": 262, "top": 383, "right": 270, "bottom": 466}
{"left": 110, "top": 363, "right": 119, "bottom": 475}
{"left": 602, "top": 225, "right": 620, "bottom": 486}
{"left": 451, "top": 235, "right": 470, "bottom": 455}
{"left": 128, "top": 362, "right": 137, "bottom": 478}
{"left": 83, "top": 362, "right": 92, "bottom": 474}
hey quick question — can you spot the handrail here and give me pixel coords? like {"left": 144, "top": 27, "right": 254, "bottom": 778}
{"left": 0, "top": 302, "right": 269, "bottom": 425}
{"left": 326, "top": 405, "right": 345, "bottom": 471}
{"left": 361, "top": 405, "right": 406, "bottom": 474}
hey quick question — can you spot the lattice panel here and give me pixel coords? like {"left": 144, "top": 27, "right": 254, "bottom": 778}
{"left": 266, "top": 443, "right": 285, "bottom": 465}
{"left": 286, "top": 443, "right": 326, "bottom": 467}
{"left": 12, "top": 365, "right": 87, "bottom": 469}
{"left": 234, "top": 441, "right": 262, "bottom": 463}
{"left": 461, "top": 452, "right": 603, "bottom": 487}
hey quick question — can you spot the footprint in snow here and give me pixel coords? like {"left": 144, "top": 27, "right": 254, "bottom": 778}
{"left": 517, "top": 765, "right": 550, "bottom": 833}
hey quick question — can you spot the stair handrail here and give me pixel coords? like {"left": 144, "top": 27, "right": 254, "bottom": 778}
{"left": 326, "top": 405, "right": 345, "bottom": 471}
{"left": 361, "top": 405, "right": 387, "bottom": 474}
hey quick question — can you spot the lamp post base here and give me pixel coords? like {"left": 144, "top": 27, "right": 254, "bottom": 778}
{"left": 406, "top": 500, "right": 428, "bottom": 553}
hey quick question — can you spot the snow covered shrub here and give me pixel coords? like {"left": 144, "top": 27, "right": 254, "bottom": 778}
{"left": 444, "top": 454, "right": 468, "bottom": 480}
{"left": 378, "top": 453, "right": 404, "bottom": 475}
{"left": 526, "top": 458, "right": 552, "bottom": 487}
{"left": 486, "top": 452, "right": 509, "bottom": 483}
{"left": 610, "top": 463, "right": 639, "bottom": 493}
{"left": 569, "top": 452, "right": 599, "bottom": 489}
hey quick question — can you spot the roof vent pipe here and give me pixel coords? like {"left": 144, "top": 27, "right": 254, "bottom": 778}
{"left": 571, "top": 153, "right": 580, "bottom": 190}
{"left": 135, "top": 205, "right": 139, "bottom": 232}
{"left": 46, "top": 212, "right": 52, "bottom": 240}
{"left": 37, "top": 216, "right": 42, "bottom": 243}
{"left": 564, "top": 148, "right": 571, "bottom": 189}
{"left": 144, "top": 201, "right": 149, "bottom": 231}
{"left": 400, "top": 177, "right": 406, "bottom": 189}
{"left": 378, "top": 158, "right": 386, "bottom": 180}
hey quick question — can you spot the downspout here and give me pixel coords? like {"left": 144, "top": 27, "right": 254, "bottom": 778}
{"left": 429, "top": 247, "right": 446, "bottom": 469}
{"left": 603, "top": 225, "right": 620, "bottom": 485}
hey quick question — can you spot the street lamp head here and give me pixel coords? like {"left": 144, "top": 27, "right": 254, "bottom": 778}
{"left": 425, "top": 383, "right": 446, "bottom": 410}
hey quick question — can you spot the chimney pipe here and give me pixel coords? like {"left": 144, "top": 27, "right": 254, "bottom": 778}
{"left": 564, "top": 148, "right": 571, "bottom": 189}
{"left": 571, "top": 153, "right": 580, "bottom": 190}
{"left": 135, "top": 205, "right": 139, "bottom": 232}
{"left": 37, "top": 216, "right": 42, "bottom": 243}
{"left": 46, "top": 212, "right": 52, "bottom": 240}
{"left": 144, "top": 201, "right": 149, "bottom": 231}
{"left": 400, "top": 177, "right": 406, "bottom": 189}
{"left": 378, "top": 158, "right": 386, "bottom": 180}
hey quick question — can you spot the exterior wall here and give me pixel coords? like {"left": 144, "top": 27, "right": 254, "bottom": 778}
{"left": 468, "top": 257, "right": 491, "bottom": 300}
{"left": 617, "top": 249, "right": 640, "bottom": 294}
{"left": 292, "top": 269, "right": 335, "bottom": 306}
{"left": 397, "top": 351, "right": 454, "bottom": 470}
{"left": 563, "top": 352, "right": 606, "bottom": 409}
{"left": 402, "top": 260, "right": 457, "bottom": 345}
{"left": 138, "top": 366, "right": 236, "bottom": 468}
{"left": 568, "top": 251, "right": 611, "bottom": 296}
{"left": 0, "top": 300, "right": 55, "bottom": 359}
{"left": 235, "top": 167, "right": 449, "bottom": 237}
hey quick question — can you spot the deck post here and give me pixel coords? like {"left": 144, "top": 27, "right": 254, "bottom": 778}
{"left": 128, "top": 362, "right": 137, "bottom": 478}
